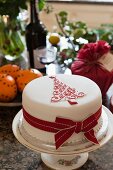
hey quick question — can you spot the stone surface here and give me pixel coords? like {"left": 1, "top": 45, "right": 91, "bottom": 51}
{"left": 0, "top": 106, "right": 113, "bottom": 170}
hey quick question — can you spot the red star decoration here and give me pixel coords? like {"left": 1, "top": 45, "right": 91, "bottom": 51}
{"left": 50, "top": 76, "right": 85, "bottom": 105}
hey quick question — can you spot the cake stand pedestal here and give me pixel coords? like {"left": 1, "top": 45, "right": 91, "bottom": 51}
{"left": 41, "top": 152, "right": 88, "bottom": 170}
{"left": 12, "top": 106, "right": 113, "bottom": 170}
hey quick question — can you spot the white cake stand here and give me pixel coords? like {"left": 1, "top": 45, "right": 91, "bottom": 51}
{"left": 12, "top": 106, "right": 113, "bottom": 170}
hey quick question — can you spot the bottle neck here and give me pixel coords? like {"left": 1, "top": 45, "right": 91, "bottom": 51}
{"left": 30, "top": 0, "right": 39, "bottom": 23}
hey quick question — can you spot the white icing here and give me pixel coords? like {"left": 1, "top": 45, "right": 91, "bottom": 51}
{"left": 22, "top": 75, "right": 102, "bottom": 121}
{"left": 20, "top": 74, "right": 108, "bottom": 148}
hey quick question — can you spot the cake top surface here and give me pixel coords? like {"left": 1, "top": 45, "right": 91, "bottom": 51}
{"left": 22, "top": 74, "right": 102, "bottom": 121}
{"left": 22, "top": 74, "right": 101, "bottom": 107}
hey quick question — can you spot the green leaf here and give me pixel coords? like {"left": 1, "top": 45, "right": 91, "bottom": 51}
{"left": 38, "top": 0, "right": 45, "bottom": 11}
{"left": 59, "top": 11, "right": 68, "bottom": 17}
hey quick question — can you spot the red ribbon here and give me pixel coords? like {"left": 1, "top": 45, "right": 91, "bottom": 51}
{"left": 23, "top": 106, "right": 102, "bottom": 150}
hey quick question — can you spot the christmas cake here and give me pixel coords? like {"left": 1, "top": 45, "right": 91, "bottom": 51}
{"left": 19, "top": 74, "right": 108, "bottom": 151}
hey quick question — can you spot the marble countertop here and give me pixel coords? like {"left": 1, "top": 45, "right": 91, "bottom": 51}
{"left": 0, "top": 104, "right": 113, "bottom": 170}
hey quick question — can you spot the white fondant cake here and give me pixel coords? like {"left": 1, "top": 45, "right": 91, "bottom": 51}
{"left": 19, "top": 74, "right": 108, "bottom": 151}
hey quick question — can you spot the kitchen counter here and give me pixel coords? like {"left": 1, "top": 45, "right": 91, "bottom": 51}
{"left": 47, "top": 0, "right": 113, "bottom": 5}
{"left": 0, "top": 97, "right": 113, "bottom": 170}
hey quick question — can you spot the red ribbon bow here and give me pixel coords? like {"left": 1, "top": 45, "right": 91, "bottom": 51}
{"left": 23, "top": 106, "right": 101, "bottom": 150}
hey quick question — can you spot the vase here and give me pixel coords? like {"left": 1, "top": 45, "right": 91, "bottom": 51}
{"left": 0, "top": 15, "right": 27, "bottom": 68}
{"left": 0, "top": 50, "right": 29, "bottom": 69}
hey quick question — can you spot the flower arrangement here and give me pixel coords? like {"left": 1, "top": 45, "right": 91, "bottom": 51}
{"left": 57, "top": 49, "right": 76, "bottom": 68}
{"left": 0, "top": 0, "right": 46, "bottom": 60}
{"left": 56, "top": 11, "right": 113, "bottom": 67}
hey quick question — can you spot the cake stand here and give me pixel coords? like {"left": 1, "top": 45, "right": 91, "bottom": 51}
{"left": 12, "top": 106, "right": 113, "bottom": 170}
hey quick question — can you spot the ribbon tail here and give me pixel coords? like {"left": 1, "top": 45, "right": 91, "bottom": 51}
{"left": 84, "top": 130, "right": 99, "bottom": 144}
{"left": 55, "top": 128, "right": 74, "bottom": 150}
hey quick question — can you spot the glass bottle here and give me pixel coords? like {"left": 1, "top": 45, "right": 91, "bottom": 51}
{"left": 25, "top": 0, "right": 47, "bottom": 70}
